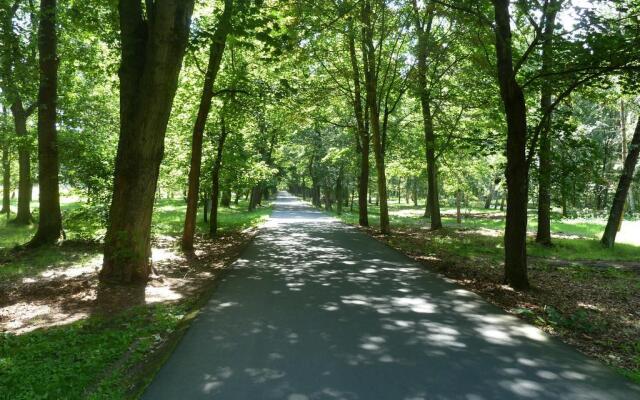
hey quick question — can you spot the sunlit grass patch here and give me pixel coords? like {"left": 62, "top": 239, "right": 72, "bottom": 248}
{"left": 331, "top": 201, "right": 640, "bottom": 262}
{"left": 0, "top": 219, "right": 34, "bottom": 249}
{"left": 151, "top": 198, "right": 272, "bottom": 237}
{"left": 528, "top": 238, "right": 640, "bottom": 261}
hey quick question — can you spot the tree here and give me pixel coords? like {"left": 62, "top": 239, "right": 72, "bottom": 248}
{"left": 209, "top": 113, "right": 230, "bottom": 237}
{"left": 182, "top": 0, "right": 233, "bottom": 250}
{"left": 0, "top": 0, "right": 37, "bottom": 225}
{"left": 492, "top": 0, "right": 530, "bottom": 289}
{"left": 536, "top": 0, "right": 561, "bottom": 246}
{"left": 28, "top": 0, "right": 61, "bottom": 246}
{"left": 361, "top": 0, "right": 390, "bottom": 234}
{"left": 101, "top": 0, "right": 195, "bottom": 284}
{"left": 1, "top": 104, "right": 9, "bottom": 215}
{"left": 347, "top": 17, "right": 370, "bottom": 227}
{"left": 601, "top": 117, "right": 640, "bottom": 247}
{"left": 411, "top": 0, "right": 442, "bottom": 230}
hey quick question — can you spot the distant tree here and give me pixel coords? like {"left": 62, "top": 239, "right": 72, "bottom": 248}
{"left": 182, "top": 0, "right": 233, "bottom": 250}
{"left": 0, "top": 0, "right": 38, "bottom": 225}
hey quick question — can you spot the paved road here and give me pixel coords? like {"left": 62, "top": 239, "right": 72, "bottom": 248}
{"left": 143, "top": 193, "right": 640, "bottom": 400}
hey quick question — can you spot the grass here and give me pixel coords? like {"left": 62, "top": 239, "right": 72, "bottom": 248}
{"left": 152, "top": 198, "right": 271, "bottom": 238}
{"left": 334, "top": 201, "right": 640, "bottom": 262}
{"left": 1, "top": 195, "right": 272, "bottom": 399}
{"left": 0, "top": 197, "right": 271, "bottom": 283}
{"left": 330, "top": 200, "right": 640, "bottom": 384}
{"left": 0, "top": 303, "right": 189, "bottom": 400}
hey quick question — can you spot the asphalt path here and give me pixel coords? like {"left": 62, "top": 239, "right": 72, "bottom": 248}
{"left": 142, "top": 192, "right": 640, "bottom": 399}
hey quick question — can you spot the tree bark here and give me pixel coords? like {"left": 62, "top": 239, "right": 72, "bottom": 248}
{"left": 220, "top": 189, "right": 231, "bottom": 208}
{"left": 182, "top": 0, "right": 232, "bottom": 250}
{"left": 1, "top": 106, "right": 10, "bottom": 215}
{"left": 1, "top": 143, "right": 9, "bottom": 215}
{"left": 412, "top": 0, "right": 441, "bottom": 230}
{"left": 347, "top": 20, "right": 369, "bottom": 227}
{"left": 361, "top": 0, "right": 390, "bottom": 234}
{"left": 1, "top": 4, "right": 34, "bottom": 225}
{"left": 484, "top": 180, "right": 495, "bottom": 209}
{"left": 456, "top": 189, "right": 462, "bottom": 224}
{"left": 324, "top": 186, "right": 332, "bottom": 211}
{"left": 101, "top": 0, "right": 195, "bottom": 284}
{"left": 29, "top": 0, "right": 61, "bottom": 246}
{"left": 336, "top": 167, "right": 343, "bottom": 215}
{"left": 210, "top": 115, "right": 229, "bottom": 237}
{"left": 536, "top": 0, "right": 559, "bottom": 246}
{"left": 248, "top": 185, "right": 262, "bottom": 211}
{"left": 202, "top": 194, "right": 209, "bottom": 223}
{"left": 493, "top": 0, "right": 529, "bottom": 290}
{"left": 601, "top": 119, "right": 640, "bottom": 248}
{"left": 10, "top": 102, "right": 32, "bottom": 225}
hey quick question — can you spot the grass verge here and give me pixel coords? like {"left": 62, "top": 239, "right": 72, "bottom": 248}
{"left": 0, "top": 199, "right": 272, "bottom": 399}
{"left": 329, "top": 204, "right": 640, "bottom": 384}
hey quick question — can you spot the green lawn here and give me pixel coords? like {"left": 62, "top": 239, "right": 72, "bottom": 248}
{"left": 0, "top": 196, "right": 272, "bottom": 399}
{"left": 333, "top": 201, "right": 640, "bottom": 262}
{"left": 0, "top": 197, "right": 271, "bottom": 282}
{"left": 332, "top": 200, "right": 640, "bottom": 384}
{"left": 0, "top": 303, "right": 189, "bottom": 400}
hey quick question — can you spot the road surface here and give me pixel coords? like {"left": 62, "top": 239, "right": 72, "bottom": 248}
{"left": 143, "top": 192, "right": 639, "bottom": 400}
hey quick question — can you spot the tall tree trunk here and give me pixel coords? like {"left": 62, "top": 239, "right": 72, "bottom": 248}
{"left": 182, "top": 0, "right": 232, "bottom": 250}
{"left": 602, "top": 119, "right": 640, "bottom": 248}
{"left": 324, "top": 186, "right": 332, "bottom": 211}
{"left": 424, "top": 107, "right": 442, "bottom": 229}
{"left": 336, "top": 167, "right": 343, "bottom": 215}
{"left": 210, "top": 115, "right": 229, "bottom": 237}
{"left": 617, "top": 99, "right": 632, "bottom": 229}
{"left": 1, "top": 5, "right": 34, "bottom": 225}
{"left": 535, "top": 0, "right": 559, "bottom": 246}
{"left": 350, "top": 187, "right": 355, "bottom": 211}
{"left": 1, "top": 143, "right": 9, "bottom": 215}
{"left": 220, "top": 189, "right": 231, "bottom": 208}
{"left": 11, "top": 102, "right": 32, "bottom": 225}
{"left": 1, "top": 106, "right": 10, "bottom": 215}
{"left": 347, "top": 20, "right": 369, "bottom": 227}
{"left": 456, "top": 189, "right": 462, "bottom": 224}
{"left": 493, "top": 0, "right": 529, "bottom": 290}
{"left": 361, "top": 0, "right": 390, "bottom": 234}
{"left": 202, "top": 194, "right": 209, "bottom": 223}
{"left": 301, "top": 178, "right": 306, "bottom": 201}
{"left": 412, "top": 1, "right": 441, "bottom": 230}
{"left": 484, "top": 180, "right": 495, "bottom": 209}
{"left": 249, "top": 185, "right": 262, "bottom": 211}
{"left": 29, "top": 0, "right": 61, "bottom": 246}
{"left": 101, "top": 0, "right": 195, "bottom": 284}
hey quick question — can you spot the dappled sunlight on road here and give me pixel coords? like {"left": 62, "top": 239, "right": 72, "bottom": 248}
{"left": 143, "top": 193, "right": 640, "bottom": 400}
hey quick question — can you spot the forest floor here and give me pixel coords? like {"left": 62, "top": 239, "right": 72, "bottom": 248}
{"left": 331, "top": 201, "right": 640, "bottom": 384}
{"left": 0, "top": 198, "right": 272, "bottom": 399}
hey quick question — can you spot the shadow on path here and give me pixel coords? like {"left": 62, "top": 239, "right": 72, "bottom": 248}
{"left": 142, "top": 192, "right": 640, "bottom": 400}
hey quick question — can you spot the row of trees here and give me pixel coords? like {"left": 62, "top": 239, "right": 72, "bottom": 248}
{"left": 0, "top": 0, "right": 283, "bottom": 281}
{"left": 284, "top": 0, "right": 640, "bottom": 289}
{"left": 0, "top": 0, "right": 639, "bottom": 291}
